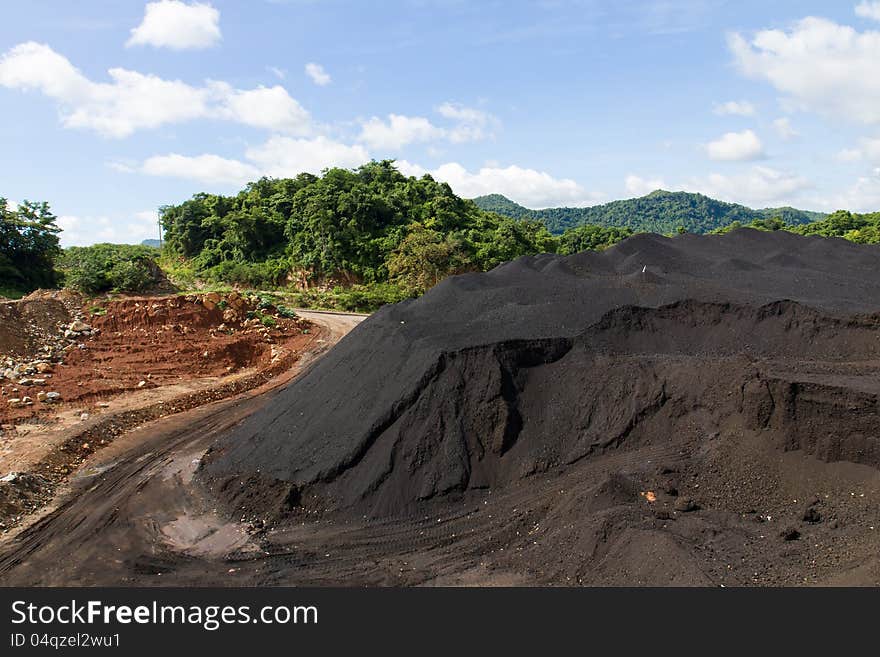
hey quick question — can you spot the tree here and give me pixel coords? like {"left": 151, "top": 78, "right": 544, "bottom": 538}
{"left": 0, "top": 198, "right": 61, "bottom": 292}
{"left": 386, "top": 224, "right": 472, "bottom": 293}
{"left": 558, "top": 225, "right": 632, "bottom": 254}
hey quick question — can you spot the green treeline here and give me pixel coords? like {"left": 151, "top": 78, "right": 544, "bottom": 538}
{"left": 160, "top": 160, "right": 563, "bottom": 295}
{"left": 711, "top": 210, "right": 880, "bottom": 243}
{"left": 4, "top": 165, "right": 880, "bottom": 306}
{"left": 473, "top": 190, "right": 825, "bottom": 235}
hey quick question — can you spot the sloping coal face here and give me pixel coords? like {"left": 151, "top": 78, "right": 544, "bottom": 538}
{"left": 199, "top": 230, "right": 880, "bottom": 521}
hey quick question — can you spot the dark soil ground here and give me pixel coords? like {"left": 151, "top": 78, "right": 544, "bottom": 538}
{"left": 1, "top": 230, "right": 879, "bottom": 586}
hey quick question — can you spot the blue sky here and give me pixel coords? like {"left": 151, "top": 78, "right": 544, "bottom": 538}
{"left": 2, "top": 0, "right": 880, "bottom": 245}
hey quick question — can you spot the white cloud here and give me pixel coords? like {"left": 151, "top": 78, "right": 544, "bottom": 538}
{"left": 772, "top": 117, "right": 799, "bottom": 140}
{"left": 268, "top": 66, "right": 286, "bottom": 80}
{"left": 822, "top": 168, "right": 880, "bottom": 211}
{"left": 686, "top": 166, "right": 810, "bottom": 207}
{"left": 705, "top": 129, "right": 765, "bottom": 161}
{"left": 0, "top": 42, "right": 207, "bottom": 137}
{"left": 436, "top": 102, "right": 498, "bottom": 143}
{"left": 836, "top": 148, "right": 863, "bottom": 162}
{"left": 625, "top": 174, "right": 667, "bottom": 196}
{"left": 713, "top": 100, "right": 756, "bottom": 116}
{"left": 57, "top": 211, "right": 160, "bottom": 247}
{"left": 0, "top": 42, "right": 312, "bottom": 137}
{"left": 142, "top": 153, "right": 260, "bottom": 185}
{"left": 139, "top": 135, "right": 370, "bottom": 185}
{"left": 835, "top": 136, "right": 880, "bottom": 162}
{"left": 211, "top": 83, "right": 311, "bottom": 135}
{"left": 127, "top": 1, "right": 221, "bottom": 50}
{"left": 357, "top": 104, "right": 498, "bottom": 151}
{"left": 358, "top": 114, "right": 444, "bottom": 150}
{"left": 304, "top": 62, "right": 331, "bottom": 86}
{"left": 856, "top": 2, "right": 880, "bottom": 22}
{"left": 244, "top": 136, "right": 370, "bottom": 175}
{"left": 397, "top": 160, "right": 602, "bottom": 208}
{"left": 729, "top": 17, "right": 880, "bottom": 124}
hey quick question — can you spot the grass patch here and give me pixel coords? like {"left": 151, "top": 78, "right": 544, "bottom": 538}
{"left": 0, "top": 285, "right": 26, "bottom": 299}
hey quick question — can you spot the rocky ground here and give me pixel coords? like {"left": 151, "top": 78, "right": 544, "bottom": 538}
{"left": 0, "top": 290, "right": 316, "bottom": 531}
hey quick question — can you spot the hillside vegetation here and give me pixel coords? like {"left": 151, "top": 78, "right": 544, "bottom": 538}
{"left": 3, "top": 164, "right": 878, "bottom": 311}
{"left": 713, "top": 210, "right": 880, "bottom": 243}
{"left": 473, "top": 190, "right": 825, "bottom": 234}
{"left": 159, "top": 160, "right": 557, "bottom": 297}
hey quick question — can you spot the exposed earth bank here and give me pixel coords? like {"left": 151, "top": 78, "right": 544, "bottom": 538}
{"left": 0, "top": 291, "right": 315, "bottom": 530}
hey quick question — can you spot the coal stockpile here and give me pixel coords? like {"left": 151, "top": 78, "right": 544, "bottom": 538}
{"left": 200, "top": 230, "right": 880, "bottom": 584}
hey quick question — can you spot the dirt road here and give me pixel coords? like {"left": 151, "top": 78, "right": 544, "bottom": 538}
{"left": 0, "top": 311, "right": 366, "bottom": 586}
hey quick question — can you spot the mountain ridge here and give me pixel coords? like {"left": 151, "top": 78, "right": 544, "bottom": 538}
{"left": 472, "top": 190, "right": 826, "bottom": 235}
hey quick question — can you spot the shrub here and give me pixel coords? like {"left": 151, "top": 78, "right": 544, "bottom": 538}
{"left": 60, "top": 244, "right": 165, "bottom": 294}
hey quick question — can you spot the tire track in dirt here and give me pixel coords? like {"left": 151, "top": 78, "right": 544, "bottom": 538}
{"left": 0, "top": 311, "right": 365, "bottom": 586}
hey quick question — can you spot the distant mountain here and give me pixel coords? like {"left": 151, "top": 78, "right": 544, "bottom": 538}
{"left": 470, "top": 193, "right": 532, "bottom": 218}
{"left": 472, "top": 190, "right": 826, "bottom": 235}
{"left": 141, "top": 239, "right": 162, "bottom": 248}
{"left": 757, "top": 206, "right": 826, "bottom": 224}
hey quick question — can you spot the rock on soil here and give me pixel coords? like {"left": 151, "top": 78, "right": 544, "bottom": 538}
{"left": 199, "top": 230, "right": 880, "bottom": 585}
{"left": 0, "top": 292, "right": 308, "bottom": 427}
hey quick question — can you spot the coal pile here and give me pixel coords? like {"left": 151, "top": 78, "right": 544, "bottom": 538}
{"left": 201, "top": 229, "right": 880, "bottom": 584}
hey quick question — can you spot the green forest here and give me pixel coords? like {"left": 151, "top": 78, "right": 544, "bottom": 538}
{"left": 473, "top": 190, "right": 825, "bottom": 234}
{"left": 2, "top": 162, "right": 880, "bottom": 309}
{"left": 158, "top": 160, "right": 558, "bottom": 298}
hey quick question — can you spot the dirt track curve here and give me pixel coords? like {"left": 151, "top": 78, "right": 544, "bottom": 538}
{"left": 0, "top": 310, "right": 366, "bottom": 586}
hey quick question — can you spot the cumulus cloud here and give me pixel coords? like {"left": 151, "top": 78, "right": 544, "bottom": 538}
{"left": 856, "top": 1, "right": 880, "bottom": 22}
{"left": 357, "top": 104, "right": 498, "bottom": 151}
{"left": 0, "top": 42, "right": 311, "bottom": 137}
{"left": 0, "top": 42, "right": 207, "bottom": 137}
{"left": 211, "top": 83, "right": 311, "bottom": 135}
{"left": 139, "top": 136, "right": 370, "bottom": 185}
{"left": 834, "top": 136, "right": 880, "bottom": 162}
{"left": 397, "top": 161, "right": 602, "bottom": 208}
{"left": 304, "top": 62, "right": 331, "bottom": 86}
{"left": 358, "top": 114, "right": 444, "bottom": 150}
{"left": 436, "top": 102, "right": 498, "bottom": 143}
{"left": 57, "top": 211, "right": 160, "bottom": 247}
{"left": 713, "top": 100, "right": 756, "bottom": 116}
{"left": 244, "top": 136, "right": 370, "bottom": 176}
{"left": 142, "top": 153, "right": 260, "bottom": 185}
{"left": 625, "top": 174, "right": 667, "bottom": 196}
{"left": 705, "top": 129, "right": 765, "bottom": 161}
{"left": 686, "top": 166, "right": 810, "bottom": 207}
{"left": 821, "top": 168, "right": 880, "bottom": 212}
{"left": 127, "top": 1, "right": 221, "bottom": 50}
{"left": 772, "top": 117, "right": 799, "bottom": 140}
{"left": 729, "top": 17, "right": 880, "bottom": 124}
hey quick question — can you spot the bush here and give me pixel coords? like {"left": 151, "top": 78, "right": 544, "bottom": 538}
{"left": 284, "top": 283, "right": 412, "bottom": 313}
{"left": 203, "top": 257, "right": 290, "bottom": 288}
{"left": 60, "top": 244, "right": 165, "bottom": 294}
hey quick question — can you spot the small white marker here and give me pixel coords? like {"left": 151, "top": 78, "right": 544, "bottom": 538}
{"left": 642, "top": 265, "right": 647, "bottom": 273}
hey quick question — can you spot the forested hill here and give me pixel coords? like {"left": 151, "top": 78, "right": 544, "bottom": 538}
{"left": 470, "top": 193, "right": 532, "bottom": 218}
{"left": 755, "top": 206, "right": 826, "bottom": 224}
{"left": 472, "top": 190, "right": 826, "bottom": 234}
